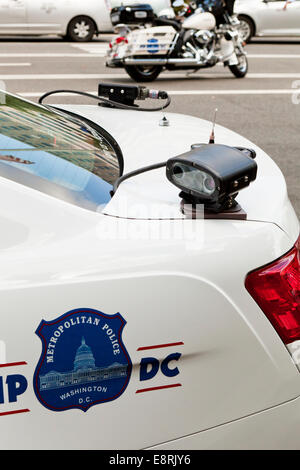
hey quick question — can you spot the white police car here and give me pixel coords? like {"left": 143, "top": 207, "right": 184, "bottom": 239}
{"left": 0, "top": 87, "right": 299, "bottom": 450}
{"left": 235, "top": 0, "right": 300, "bottom": 43}
{"left": 0, "top": 0, "right": 112, "bottom": 41}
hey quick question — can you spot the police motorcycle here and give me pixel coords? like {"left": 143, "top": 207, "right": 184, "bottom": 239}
{"left": 106, "top": 0, "right": 247, "bottom": 82}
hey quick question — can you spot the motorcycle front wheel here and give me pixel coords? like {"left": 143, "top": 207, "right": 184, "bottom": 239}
{"left": 229, "top": 55, "right": 248, "bottom": 78}
{"left": 124, "top": 65, "right": 163, "bottom": 82}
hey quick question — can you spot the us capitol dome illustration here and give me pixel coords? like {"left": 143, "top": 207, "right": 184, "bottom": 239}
{"left": 74, "top": 337, "right": 96, "bottom": 371}
{"left": 39, "top": 337, "right": 127, "bottom": 391}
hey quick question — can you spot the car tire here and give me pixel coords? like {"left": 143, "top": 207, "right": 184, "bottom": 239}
{"left": 229, "top": 54, "right": 248, "bottom": 78}
{"left": 238, "top": 15, "right": 255, "bottom": 43}
{"left": 124, "top": 65, "right": 163, "bottom": 82}
{"left": 67, "top": 16, "right": 96, "bottom": 42}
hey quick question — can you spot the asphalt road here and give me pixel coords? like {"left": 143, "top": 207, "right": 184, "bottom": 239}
{"left": 0, "top": 34, "right": 299, "bottom": 217}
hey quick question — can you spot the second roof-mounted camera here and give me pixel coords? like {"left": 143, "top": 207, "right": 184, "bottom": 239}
{"left": 98, "top": 83, "right": 169, "bottom": 107}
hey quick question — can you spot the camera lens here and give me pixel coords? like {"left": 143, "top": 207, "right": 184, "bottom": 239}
{"left": 204, "top": 175, "right": 216, "bottom": 194}
{"left": 173, "top": 163, "right": 185, "bottom": 179}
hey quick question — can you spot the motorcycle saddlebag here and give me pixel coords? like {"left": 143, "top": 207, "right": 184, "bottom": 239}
{"left": 110, "top": 4, "right": 155, "bottom": 26}
{"left": 126, "top": 26, "right": 177, "bottom": 56}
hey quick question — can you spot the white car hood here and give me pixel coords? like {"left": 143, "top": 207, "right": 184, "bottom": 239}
{"left": 60, "top": 105, "right": 299, "bottom": 241}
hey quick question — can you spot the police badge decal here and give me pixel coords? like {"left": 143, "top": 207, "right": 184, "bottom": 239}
{"left": 33, "top": 308, "right": 132, "bottom": 412}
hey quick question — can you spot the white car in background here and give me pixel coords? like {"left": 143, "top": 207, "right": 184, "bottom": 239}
{"left": 235, "top": 0, "right": 300, "bottom": 42}
{"left": 0, "top": 0, "right": 113, "bottom": 41}
{"left": 0, "top": 86, "right": 299, "bottom": 449}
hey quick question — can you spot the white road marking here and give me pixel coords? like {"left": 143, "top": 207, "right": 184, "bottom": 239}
{"left": 1, "top": 72, "right": 300, "bottom": 80}
{"left": 0, "top": 73, "right": 113, "bottom": 79}
{"left": 0, "top": 53, "right": 106, "bottom": 58}
{"left": 167, "top": 89, "right": 300, "bottom": 95}
{"left": 71, "top": 43, "right": 110, "bottom": 53}
{"left": 19, "top": 91, "right": 98, "bottom": 97}
{"left": 0, "top": 52, "right": 298, "bottom": 59}
{"left": 0, "top": 43, "right": 111, "bottom": 58}
{"left": 0, "top": 62, "right": 31, "bottom": 67}
{"left": 248, "top": 54, "right": 300, "bottom": 58}
{"left": 246, "top": 73, "right": 300, "bottom": 78}
{"left": 18, "top": 89, "right": 300, "bottom": 97}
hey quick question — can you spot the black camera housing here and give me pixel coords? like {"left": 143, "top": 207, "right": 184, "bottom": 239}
{"left": 98, "top": 83, "right": 140, "bottom": 106}
{"left": 166, "top": 144, "right": 257, "bottom": 212}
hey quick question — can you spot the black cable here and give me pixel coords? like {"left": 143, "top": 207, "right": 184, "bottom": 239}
{"left": 38, "top": 89, "right": 171, "bottom": 112}
{"left": 112, "top": 161, "right": 167, "bottom": 195}
{"left": 38, "top": 88, "right": 170, "bottom": 195}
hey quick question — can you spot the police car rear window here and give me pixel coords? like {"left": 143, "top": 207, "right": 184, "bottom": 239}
{"left": 0, "top": 93, "right": 123, "bottom": 212}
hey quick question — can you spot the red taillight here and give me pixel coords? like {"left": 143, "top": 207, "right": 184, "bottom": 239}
{"left": 245, "top": 235, "right": 300, "bottom": 345}
{"left": 115, "top": 36, "right": 128, "bottom": 44}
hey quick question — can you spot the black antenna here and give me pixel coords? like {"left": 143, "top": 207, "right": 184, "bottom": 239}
{"left": 209, "top": 108, "right": 218, "bottom": 144}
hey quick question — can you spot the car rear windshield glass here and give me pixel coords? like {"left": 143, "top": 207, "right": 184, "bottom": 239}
{"left": 0, "top": 93, "right": 122, "bottom": 212}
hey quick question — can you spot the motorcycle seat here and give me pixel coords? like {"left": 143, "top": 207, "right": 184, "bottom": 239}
{"left": 154, "top": 17, "right": 182, "bottom": 32}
